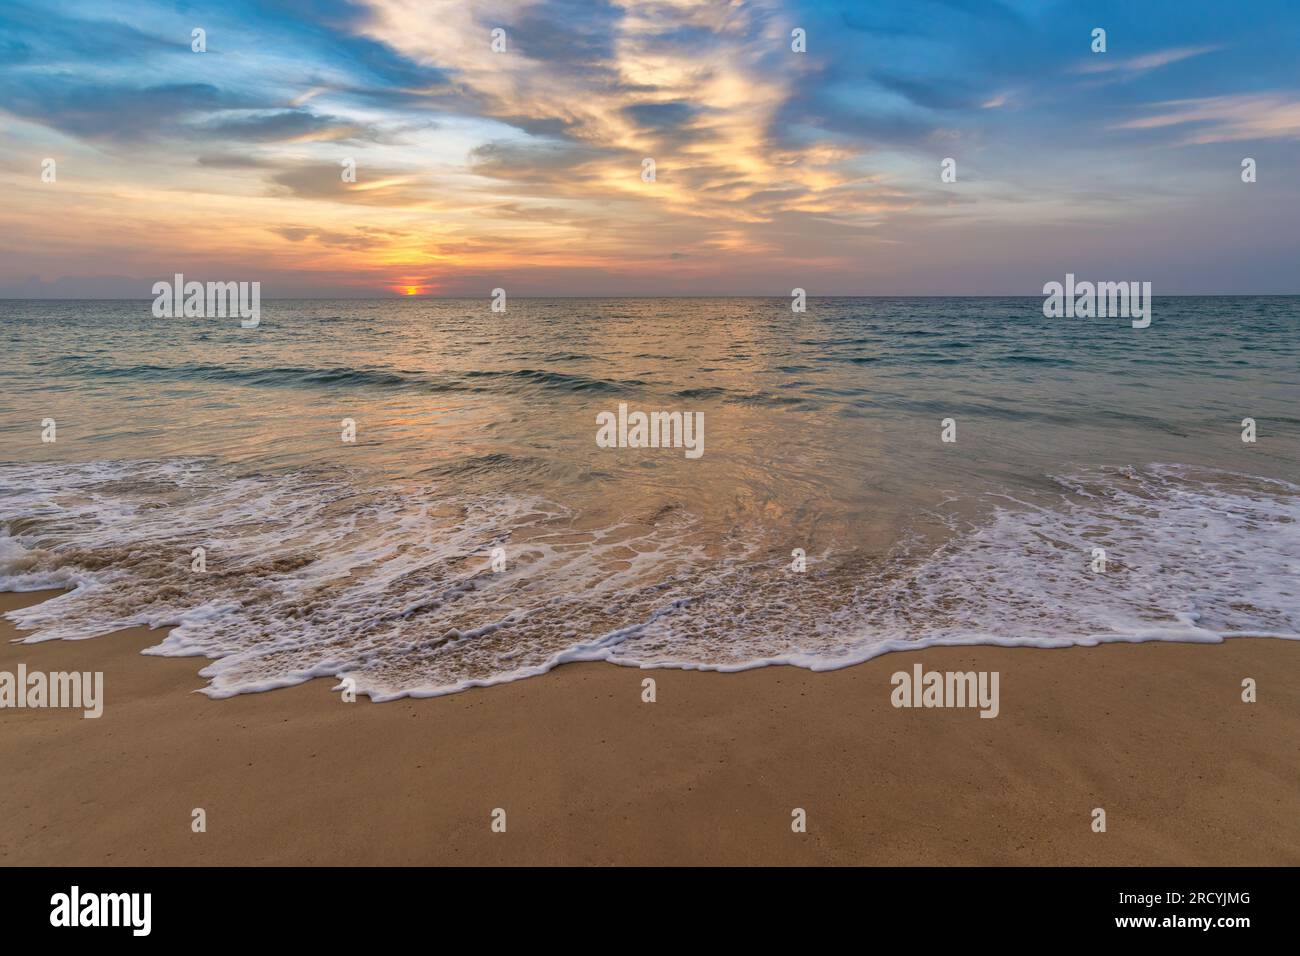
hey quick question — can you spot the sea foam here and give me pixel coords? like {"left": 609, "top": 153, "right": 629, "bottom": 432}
{"left": 1, "top": 459, "right": 1296, "bottom": 700}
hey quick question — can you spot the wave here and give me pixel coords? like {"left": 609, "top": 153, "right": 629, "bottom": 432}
{"left": 1, "top": 459, "right": 1296, "bottom": 700}
{"left": 35, "top": 359, "right": 643, "bottom": 396}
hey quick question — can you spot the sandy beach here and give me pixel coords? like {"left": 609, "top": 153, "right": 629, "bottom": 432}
{"left": 2, "top": 589, "right": 1296, "bottom": 866}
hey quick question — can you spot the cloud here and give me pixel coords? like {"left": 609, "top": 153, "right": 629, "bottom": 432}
{"left": 0, "top": 80, "right": 252, "bottom": 142}
{"left": 623, "top": 100, "right": 700, "bottom": 132}
{"left": 1072, "top": 44, "right": 1221, "bottom": 76}
{"left": 269, "top": 163, "right": 432, "bottom": 205}
{"left": 1113, "top": 93, "right": 1300, "bottom": 144}
{"left": 269, "top": 225, "right": 392, "bottom": 250}
{"left": 195, "top": 109, "right": 380, "bottom": 144}
{"left": 196, "top": 152, "right": 277, "bottom": 168}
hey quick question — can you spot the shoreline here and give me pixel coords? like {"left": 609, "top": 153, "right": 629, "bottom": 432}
{"left": 11, "top": 586, "right": 1299, "bottom": 705}
{"left": 2, "top": 589, "right": 1298, "bottom": 866}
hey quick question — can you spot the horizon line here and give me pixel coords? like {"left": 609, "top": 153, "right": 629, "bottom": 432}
{"left": 4, "top": 293, "right": 1300, "bottom": 302}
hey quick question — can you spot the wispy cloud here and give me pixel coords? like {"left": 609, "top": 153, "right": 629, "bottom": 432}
{"left": 1072, "top": 44, "right": 1221, "bottom": 76}
{"left": 1115, "top": 93, "right": 1300, "bottom": 144}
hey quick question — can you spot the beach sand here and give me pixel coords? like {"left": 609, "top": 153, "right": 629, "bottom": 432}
{"left": 1, "top": 589, "right": 1297, "bottom": 866}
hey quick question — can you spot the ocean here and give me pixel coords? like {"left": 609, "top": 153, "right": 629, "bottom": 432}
{"left": 1, "top": 296, "right": 1297, "bottom": 699}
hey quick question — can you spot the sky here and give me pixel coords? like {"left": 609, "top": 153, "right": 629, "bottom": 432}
{"left": 0, "top": 0, "right": 1297, "bottom": 297}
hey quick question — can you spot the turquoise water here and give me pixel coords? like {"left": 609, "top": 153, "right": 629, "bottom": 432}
{"left": 1, "top": 297, "right": 1297, "bottom": 698}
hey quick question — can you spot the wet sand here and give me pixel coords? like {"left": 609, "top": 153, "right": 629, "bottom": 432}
{"left": 1, "top": 589, "right": 1297, "bottom": 865}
